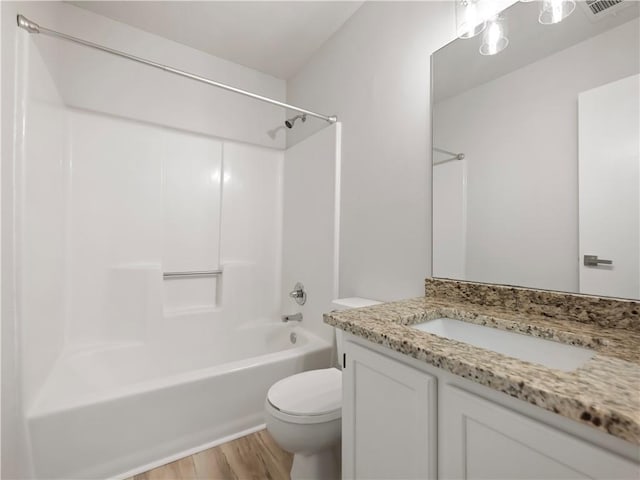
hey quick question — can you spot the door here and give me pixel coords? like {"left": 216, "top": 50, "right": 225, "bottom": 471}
{"left": 342, "top": 341, "right": 437, "bottom": 480}
{"left": 578, "top": 74, "right": 640, "bottom": 298}
{"left": 439, "top": 385, "right": 638, "bottom": 479}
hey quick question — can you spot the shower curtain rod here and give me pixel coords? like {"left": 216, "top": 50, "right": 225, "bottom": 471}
{"left": 16, "top": 15, "right": 338, "bottom": 124}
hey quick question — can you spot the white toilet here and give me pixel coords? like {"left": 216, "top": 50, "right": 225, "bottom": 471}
{"left": 264, "top": 298, "right": 381, "bottom": 480}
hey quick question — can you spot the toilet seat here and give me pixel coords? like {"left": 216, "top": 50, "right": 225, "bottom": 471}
{"left": 266, "top": 368, "right": 341, "bottom": 424}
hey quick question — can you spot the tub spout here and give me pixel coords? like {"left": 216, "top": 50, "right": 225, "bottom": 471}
{"left": 282, "top": 313, "right": 303, "bottom": 323}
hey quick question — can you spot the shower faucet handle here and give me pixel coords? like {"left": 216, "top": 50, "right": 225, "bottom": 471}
{"left": 289, "top": 282, "right": 307, "bottom": 305}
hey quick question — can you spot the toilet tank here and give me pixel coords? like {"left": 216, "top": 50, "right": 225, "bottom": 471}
{"left": 331, "top": 297, "right": 382, "bottom": 364}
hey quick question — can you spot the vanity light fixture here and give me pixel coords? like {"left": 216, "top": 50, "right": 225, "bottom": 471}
{"left": 479, "top": 15, "right": 509, "bottom": 55}
{"left": 464, "top": 0, "right": 576, "bottom": 57}
{"left": 539, "top": 0, "right": 576, "bottom": 24}
{"left": 456, "top": 0, "right": 487, "bottom": 39}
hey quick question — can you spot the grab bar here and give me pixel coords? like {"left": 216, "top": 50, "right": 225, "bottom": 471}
{"left": 163, "top": 269, "right": 223, "bottom": 279}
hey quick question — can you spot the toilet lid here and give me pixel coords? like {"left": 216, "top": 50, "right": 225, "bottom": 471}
{"left": 267, "top": 368, "right": 341, "bottom": 416}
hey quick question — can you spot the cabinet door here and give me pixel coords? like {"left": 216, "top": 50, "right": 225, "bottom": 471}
{"left": 342, "top": 341, "right": 436, "bottom": 480}
{"left": 440, "top": 385, "right": 639, "bottom": 480}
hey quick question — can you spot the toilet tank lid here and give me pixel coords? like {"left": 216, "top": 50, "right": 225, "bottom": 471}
{"left": 331, "top": 297, "right": 382, "bottom": 309}
{"left": 267, "top": 368, "right": 341, "bottom": 416}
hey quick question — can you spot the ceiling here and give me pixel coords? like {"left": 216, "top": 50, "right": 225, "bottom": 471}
{"left": 69, "top": 1, "right": 364, "bottom": 79}
{"left": 433, "top": 0, "right": 640, "bottom": 102}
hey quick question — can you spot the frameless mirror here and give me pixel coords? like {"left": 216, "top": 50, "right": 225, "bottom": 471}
{"left": 432, "top": 0, "right": 640, "bottom": 300}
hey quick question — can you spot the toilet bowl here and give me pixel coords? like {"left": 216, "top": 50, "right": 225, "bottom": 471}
{"left": 264, "top": 297, "right": 381, "bottom": 480}
{"left": 265, "top": 368, "right": 342, "bottom": 479}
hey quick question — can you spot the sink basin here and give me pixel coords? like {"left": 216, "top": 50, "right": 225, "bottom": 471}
{"left": 412, "top": 318, "right": 595, "bottom": 371}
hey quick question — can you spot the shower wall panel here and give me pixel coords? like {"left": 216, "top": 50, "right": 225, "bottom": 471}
{"left": 281, "top": 123, "right": 341, "bottom": 344}
{"left": 19, "top": 29, "right": 69, "bottom": 413}
{"left": 220, "top": 142, "right": 283, "bottom": 325}
{"left": 67, "top": 110, "right": 224, "bottom": 345}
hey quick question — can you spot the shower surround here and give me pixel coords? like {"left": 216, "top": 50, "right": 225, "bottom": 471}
{"left": 3, "top": 2, "right": 340, "bottom": 478}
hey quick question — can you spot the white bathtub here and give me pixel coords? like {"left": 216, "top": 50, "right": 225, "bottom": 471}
{"left": 26, "top": 323, "right": 332, "bottom": 479}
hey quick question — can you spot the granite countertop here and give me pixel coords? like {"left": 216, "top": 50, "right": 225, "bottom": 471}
{"left": 324, "top": 294, "right": 640, "bottom": 445}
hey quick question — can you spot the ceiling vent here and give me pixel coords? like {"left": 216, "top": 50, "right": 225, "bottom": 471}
{"left": 579, "top": 0, "right": 631, "bottom": 22}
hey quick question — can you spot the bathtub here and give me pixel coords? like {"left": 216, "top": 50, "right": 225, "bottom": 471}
{"left": 26, "top": 323, "right": 332, "bottom": 479}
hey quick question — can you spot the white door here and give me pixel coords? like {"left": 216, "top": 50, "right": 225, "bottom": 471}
{"left": 578, "top": 74, "right": 640, "bottom": 299}
{"left": 439, "top": 385, "right": 639, "bottom": 480}
{"left": 342, "top": 341, "right": 437, "bottom": 480}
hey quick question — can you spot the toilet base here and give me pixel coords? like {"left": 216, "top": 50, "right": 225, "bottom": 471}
{"left": 290, "top": 445, "right": 340, "bottom": 480}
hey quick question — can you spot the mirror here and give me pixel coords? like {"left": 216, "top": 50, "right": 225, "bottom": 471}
{"left": 432, "top": 0, "right": 640, "bottom": 300}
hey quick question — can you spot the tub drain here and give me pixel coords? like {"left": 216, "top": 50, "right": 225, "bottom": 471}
{"left": 290, "top": 332, "right": 297, "bottom": 344}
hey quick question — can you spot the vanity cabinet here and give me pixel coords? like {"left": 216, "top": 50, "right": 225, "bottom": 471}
{"left": 342, "top": 341, "right": 437, "bottom": 480}
{"left": 342, "top": 339, "right": 639, "bottom": 480}
{"left": 440, "top": 385, "right": 638, "bottom": 480}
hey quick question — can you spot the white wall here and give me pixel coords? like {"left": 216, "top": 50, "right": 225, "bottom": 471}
{"left": 287, "top": 1, "right": 456, "bottom": 301}
{"left": 433, "top": 19, "right": 640, "bottom": 292}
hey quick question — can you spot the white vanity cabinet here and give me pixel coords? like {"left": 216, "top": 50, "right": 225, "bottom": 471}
{"left": 342, "top": 341, "right": 437, "bottom": 480}
{"left": 440, "top": 385, "right": 638, "bottom": 480}
{"left": 342, "top": 338, "right": 640, "bottom": 480}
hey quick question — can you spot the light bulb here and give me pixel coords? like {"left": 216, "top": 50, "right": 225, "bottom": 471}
{"left": 479, "top": 15, "right": 509, "bottom": 55}
{"left": 456, "top": 0, "right": 487, "bottom": 39}
{"left": 539, "top": 0, "right": 576, "bottom": 24}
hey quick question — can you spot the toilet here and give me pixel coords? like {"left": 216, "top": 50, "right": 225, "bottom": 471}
{"left": 264, "top": 298, "right": 382, "bottom": 480}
